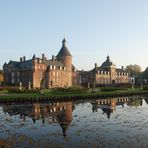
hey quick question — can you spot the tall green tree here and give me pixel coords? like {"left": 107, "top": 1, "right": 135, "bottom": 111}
{"left": 126, "top": 64, "right": 142, "bottom": 77}
{"left": 143, "top": 67, "right": 148, "bottom": 80}
{"left": 0, "top": 70, "right": 4, "bottom": 85}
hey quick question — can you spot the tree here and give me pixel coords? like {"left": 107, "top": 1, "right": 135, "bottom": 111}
{"left": 143, "top": 67, "right": 148, "bottom": 82}
{"left": 0, "top": 71, "right": 4, "bottom": 85}
{"left": 125, "top": 64, "right": 142, "bottom": 77}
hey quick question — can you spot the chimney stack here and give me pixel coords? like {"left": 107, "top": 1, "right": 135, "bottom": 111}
{"left": 121, "top": 66, "right": 124, "bottom": 70}
{"left": 23, "top": 56, "right": 26, "bottom": 61}
{"left": 95, "top": 63, "right": 97, "bottom": 69}
{"left": 20, "top": 57, "right": 23, "bottom": 62}
{"left": 42, "top": 53, "right": 45, "bottom": 60}
{"left": 52, "top": 55, "right": 55, "bottom": 61}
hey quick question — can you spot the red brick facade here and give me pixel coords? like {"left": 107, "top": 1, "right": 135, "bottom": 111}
{"left": 3, "top": 39, "right": 130, "bottom": 89}
{"left": 3, "top": 39, "right": 72, "bottom": 89}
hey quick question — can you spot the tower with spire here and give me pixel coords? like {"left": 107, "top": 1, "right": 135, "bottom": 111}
{"left": 57, "top": 38, "right": 72, "bottom": 70}
{"left": 56, "top": 38, "right": 72, "bottom": 86}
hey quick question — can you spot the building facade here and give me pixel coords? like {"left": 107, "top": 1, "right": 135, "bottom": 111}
{"left": 3, "top": 39, "right": 130, "bottom": 89}
{"left": 3, "top": 38, "right": 72, "bottom": 89}
{"left": 73, "top": 56, "right": 130, "bottom": 87}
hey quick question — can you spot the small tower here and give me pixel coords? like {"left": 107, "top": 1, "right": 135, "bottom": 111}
{"left": 32, "top": 54, "right": 36, "bottom": 61}
{"left": 57, "top": 38, "right": 72, "bottom": 70}
{"left": 32, "top": 54, "right": 37, "bottom": 71}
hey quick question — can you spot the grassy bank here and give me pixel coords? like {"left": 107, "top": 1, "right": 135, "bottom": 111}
{"left": 0, "top": 88, "right": 148, "bottom": 103}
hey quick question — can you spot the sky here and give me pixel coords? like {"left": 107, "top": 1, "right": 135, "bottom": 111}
{"left": 0, "top": 0, "right": 148, "bottom": 71}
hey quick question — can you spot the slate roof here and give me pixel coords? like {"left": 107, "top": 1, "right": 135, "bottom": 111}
{"left": 43, "top": 59, "right": 64, "bottom": 67}
{"left": 20, "top": 60, "right": 32, "bottom": 66}
{"left": 8, "top": 60, "right": 19, "bottom": 66}
{"left": 91, "top": 66, "right": 128, "bottom": 74}
{"left": 91, "top": 67, "right": 110, "bottom": 73}
{"left": 116, "top": 68, "right": 128, "bottom": 73}
{"left": 57, "top": 38, "right": 72, "bottom": 57}
{"left": 101, "top": 56, "right": 114, "bottom": 67}
{"left": 8, "top": 60, "right": 20, "bottom": 69}
{"left": 7, "top": 60, "right": 33, "bottom": 70}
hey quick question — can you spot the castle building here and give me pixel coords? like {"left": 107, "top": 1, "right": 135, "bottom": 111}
{"left": 92, "top": 56, "right": 129, "bottom": 85}
{"left": 3, "top": 39, "right": 130, "bottom": 89}
{"left": 73, "top": 55, "right": 130, "bottom": 87}
{"left": 3, "top": 38, "right": 72, "bottom": 89}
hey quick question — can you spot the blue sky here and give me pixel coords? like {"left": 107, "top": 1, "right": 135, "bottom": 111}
{"left": 0, "top": 0, "right": 148, "bottom": 71}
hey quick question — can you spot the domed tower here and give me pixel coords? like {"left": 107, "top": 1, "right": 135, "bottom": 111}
{"left": 57, "top": 38, "right": 72, "bottom": 87}
{"left": 101, "top": 55, "right": 116, "bottom": 84}
{"left": 57, "top": 38, "right": 72, "bottom": 71}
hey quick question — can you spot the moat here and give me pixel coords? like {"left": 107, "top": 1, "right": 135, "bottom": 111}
{"left": 0, "top": 95, "right": 148, "bottom": 148}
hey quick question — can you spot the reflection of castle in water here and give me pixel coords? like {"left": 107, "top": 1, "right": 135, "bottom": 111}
{"left": 2, "top": 97, "right": 146, "bottom": 136}
{"left": 3, "top": 101, "right": 74, "bottom": 137}
{"left": 91, "top": 97, "right": 145, "bottom": 119}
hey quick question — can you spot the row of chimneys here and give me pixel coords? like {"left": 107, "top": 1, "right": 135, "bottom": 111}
{"left": 20, "top": 56, "right": 26, "bottom": 62}
{"left": 20, "top": 53, "right": 47, "bottom": 62}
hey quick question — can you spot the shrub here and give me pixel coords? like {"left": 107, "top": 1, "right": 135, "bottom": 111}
{"left": 101, "top": 87, "right": 127, "bottom": 92}
{"left": 51, "top": 87, "right": 89, "bottom": 94}
{"left": 8, "top": 88, "right": 39, "bottom": 94}
{"left": 143, "top": 85, "right": 148, "bottom": 90}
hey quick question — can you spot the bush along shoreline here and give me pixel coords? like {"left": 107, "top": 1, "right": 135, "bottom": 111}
{"left": 0, "top": 87, "right": 148, "bottom": 103}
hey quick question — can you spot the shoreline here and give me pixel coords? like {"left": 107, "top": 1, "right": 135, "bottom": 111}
{"left": 0, "top": 90, "right": 148, "bottom": 103}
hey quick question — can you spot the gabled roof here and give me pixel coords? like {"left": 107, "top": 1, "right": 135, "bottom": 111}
{"left": 7, "top": 60, "right": 33, "bottom": 70}
{"left": 8, "top": 60, "right": 19, "bottom": 65}
{"left": 8, "top": 60, "right": 20, "bottom": 69}
{"left": 57, "top": 38, "right": 72, "bottom": 57}
{"left": 20, "top": 60, "right": 33, "bottom": 67}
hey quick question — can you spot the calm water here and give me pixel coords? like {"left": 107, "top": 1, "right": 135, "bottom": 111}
{"left": 0, "top": 96, "right": 148, "bottom": 148}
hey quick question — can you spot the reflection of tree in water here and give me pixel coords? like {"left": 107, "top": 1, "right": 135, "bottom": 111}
{"left": 144, "top": 98, "right": 148, "bottom": 104}
{"left": 127, "top": 98, "right": 143, "bottom": 107}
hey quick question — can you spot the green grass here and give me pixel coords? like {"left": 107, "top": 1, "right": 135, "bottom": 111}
{"left": 0, "top": 90, "right": 9, "bottom": 94}
{"left": 0, "top": 88, "right": 148, "bottom": 100}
